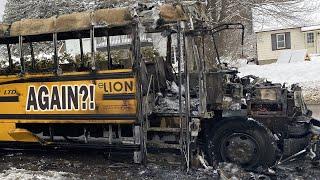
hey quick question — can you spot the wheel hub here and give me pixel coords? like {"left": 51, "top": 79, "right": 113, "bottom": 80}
{"left": 221, "top": 133, "right": 259, "bottom": 165}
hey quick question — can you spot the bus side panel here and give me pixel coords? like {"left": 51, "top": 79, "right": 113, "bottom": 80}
{"left": 0, "top": 72, "right": 137, "bottom": 121}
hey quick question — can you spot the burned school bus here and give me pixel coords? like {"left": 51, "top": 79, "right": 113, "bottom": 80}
{"left": 0, "top": 6, "right": 147, "bottom": 163}
{"left": 0, "top": 2, "right": 319, "bottom": 168}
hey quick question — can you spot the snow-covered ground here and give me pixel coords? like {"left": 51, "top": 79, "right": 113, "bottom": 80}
{"left": 0, "top": 168, "right": 77, "bottom": 180}
{"left": 238, "top": 57, "right": 320, "bottom": 104}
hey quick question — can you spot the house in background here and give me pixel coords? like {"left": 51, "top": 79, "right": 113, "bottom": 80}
{"left": 253, "top": 1, "right": 320, "bottom": 65}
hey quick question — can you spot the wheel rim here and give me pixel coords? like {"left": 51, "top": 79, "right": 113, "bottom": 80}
{"left": 220, "top": 133, "right": 260, "bottom": 165}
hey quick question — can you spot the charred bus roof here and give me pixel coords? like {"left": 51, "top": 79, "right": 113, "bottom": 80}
{"left": 0, "top": 3, "right": 206, "bottom": 44}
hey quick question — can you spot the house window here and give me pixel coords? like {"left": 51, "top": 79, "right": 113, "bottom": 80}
{"left": 276, "top": 33, "right": 286, "bottom": 49}
{"left": 271, "top": 32, "right": 291, "bottom": 51}
{"left": 307, "top": 32, "right": 315, "bottom": 44}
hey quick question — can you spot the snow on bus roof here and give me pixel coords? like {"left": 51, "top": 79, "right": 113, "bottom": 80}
{"left": 253, "top": 0, "right": 320, "bottom": 33}
{"left": 0, "top": 3, "right": 196, "bottom": 39}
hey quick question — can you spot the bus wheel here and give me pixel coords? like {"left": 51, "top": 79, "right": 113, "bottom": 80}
{"left": 207, "top": 118, "right": 277, "bottom": 168}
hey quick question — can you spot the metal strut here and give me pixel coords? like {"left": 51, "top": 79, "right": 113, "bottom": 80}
{"left": 53, "top": 33, "right": 59, "bottom": 74}
{"left": 183, "top": 26, "right": 191, "bottom": 172}
{"left": 90, "top": 25, "right": 96, "bottom": 71}
{"left": 132, "top": 21, "right": 147, "bottom": 164}
{"left": 177, "top": 21, "right": 184, "bottom": 166}
{"left": 177, "top": 21, "right": 191, "bottom": 171}
{"left": 19, "top": 36, "right": 25, "bottom": 74}
{"left": 185, "top": 23, "right": 245, "bottom": 64}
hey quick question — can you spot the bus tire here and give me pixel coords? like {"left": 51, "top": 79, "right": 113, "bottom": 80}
{"left": 207, "top": 118, "right": 277, "bottom": 168}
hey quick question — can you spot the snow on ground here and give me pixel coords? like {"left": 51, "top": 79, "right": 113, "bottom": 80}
{"left": 0, "top": 168, "right": 77, "bottom": 180}
{"left": 238, "top": 57, "right": 320, "bottom": 104}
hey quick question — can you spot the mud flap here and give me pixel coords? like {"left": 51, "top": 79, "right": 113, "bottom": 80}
{"left": 9, "top": 129, "right": 44, "bottom": 143}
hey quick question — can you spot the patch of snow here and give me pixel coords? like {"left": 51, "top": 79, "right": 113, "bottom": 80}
{"left": 277, "top": 49, "right": 307, "bottom": 64}
{"left": 301, "top": 25, "right": 320, "bottom": 32}
{"left": 222, "top": 58, "right": 250, "bottom": 68}
{"left": 310, "top": 54, "right": 320, "bottom": 61}
{"left": 0, "top": 168, "right": 77, "bottom": 180}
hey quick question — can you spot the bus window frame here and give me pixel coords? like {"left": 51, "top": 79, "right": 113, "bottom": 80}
{"left": 78, "top": 34, "right": 85, "bottom": 68}
{"left": 18, "top": 36, "right": 25, "bottom": 74}
{"left": 29, "top": 42, "right": 36, "bottom": 71}
{"left": 53, "top": 33, "right": 59, "bottom": 74}
{"left": 106, "top": 30, "right": 112, "bottom": 69}
{"left": 90, "top": 26, "right": 96, "bottom": 71}
{"left": 1, "top": 25, "right": 135, "bottom": 76}
{"left": 6, "top": 44, "right": 13, "bottom": 70}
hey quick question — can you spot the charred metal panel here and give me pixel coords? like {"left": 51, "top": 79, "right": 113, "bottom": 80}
{"left": 205, "top": 72, "right": 224, "bottom": 111}
{"left": 283, "top": 135, "right": 310, "bottom": 157}
{"left": 248, "top": 83, "right": 288, "bottom": 117}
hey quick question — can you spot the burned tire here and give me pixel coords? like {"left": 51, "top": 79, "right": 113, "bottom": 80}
{"left": 207, "top": 118, "right": 277, "bottom": 168}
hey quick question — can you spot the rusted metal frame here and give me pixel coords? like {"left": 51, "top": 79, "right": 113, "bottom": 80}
{"left": 155, "top": 62, "right": 161, "bottom": 92}
{"left": 78, "top": 34, "right": 85, "bottom": 68}
{"left": 29, "top": 42, "right": 35, "bottom": 71}
{"left": 202, "top": 35, "right": 206, "bottom": 70}
{"left": 166, "top": 34, "right": 172, "bottom": 63}
{"left": 109, "top": 124, "right": 113, "bottom": 144}
{"left": 146, "top": 74, "right": 154, "bottom": 129}
{"left": 90, "top": 26, "right": 96, "bottom": 71}
{"left": 107, "top": 30, "right": 112, "bottom": 70}
{"left": 186, "top": 23, "right": 245, "bottom": 60}
{"left": 177, "top": 22, "right": 184, "bottom": 149}
{"left": 19, "top": 36, "right": 25, "bottom": 73}
{"left": 182, "top": 23, "right": 191, "bottom": 172}
{"left": 212, "top": 35, "right": 222, "bottom": 66}
{"left": 177, "top": 26, "right": 182, "bottom": 115}
{"left": 282, "top": 90, "right": 288, "bottom": 117}
{"left": 7, "top": 44, "right": 13, "bottom": 70}
{"left": 117, "top": 124, "right": 122, "bottom": 139}
{"left": 132, "top": 22, "right": 146, "bottom": 164}
{"left": 185, "top": 23, "right": 245, "bottom": 36}
{"left": 132, "top": 23, "right": 143, "bottom": 125}
{"left": 53, "top": 33, "right": 59, "bottom": 74}
{"left": 201, "top": 35, "right": 207, "bottom": 116}
{"left": 192, "top": 38, "right": 205, "bottom": 116}
{"left": 177, "top": 22, "right": 191, "bottom": 169}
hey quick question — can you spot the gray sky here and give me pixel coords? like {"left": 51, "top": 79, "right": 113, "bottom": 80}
{"left": 0, "top": 0, "right": 7, "bottom": 21}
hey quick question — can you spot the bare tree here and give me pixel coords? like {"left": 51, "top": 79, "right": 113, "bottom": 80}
{"left": 205, "top": 0, "right": 318, "bottom": 65}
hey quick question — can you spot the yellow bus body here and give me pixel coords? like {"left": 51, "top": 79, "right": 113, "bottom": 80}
{"left": 0, "top": 69, "right": 137, "bottom": 142}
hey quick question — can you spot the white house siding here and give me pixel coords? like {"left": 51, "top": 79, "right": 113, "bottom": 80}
{"left": 256, "top": 28, "right": 305, "bottom": 64}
